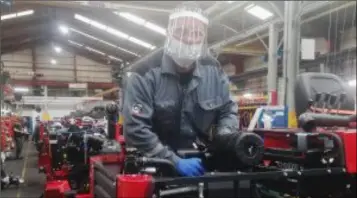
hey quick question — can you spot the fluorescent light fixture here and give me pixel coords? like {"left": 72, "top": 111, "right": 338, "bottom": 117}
{"left": 14, "top": 87, "right": 29, "bottom": 93}
{"left": 115, "top": 12, "right": 167, "bottom": 36}
{"left": 106, "top": 27, "right": 129, "bottom": 39}
{"left": 68, "top": 40, "right": 83, "bottom": 47}
{"left": 117, "top": 12, "right": 145, "bottom": 25}
{"left": 227, "top": 1, "right": 234, "bottom": 3}
{"left": 144, "top": 22, "right": 166, "bottom": 35}
{"left": 243, "top": 93, "right": 252, "bottom": 98}
{"left": 348, "top": 79, "right": 356, "bottom": 87}
{"left": 74, "top": 13, "right": 156, "bottom": 49}
{"left": 85, "top": 46, "right": 105, "bottom": 55}
{"left": 70, "top": 27, "right": 139, "bottom": 57}
{"left": 245, "top": 4, "right": 273, "bottom": 20}
{"left": 108, "top": 55, "right": 123, "bottom": 62}
{"left": 68, "top": 40, "right": 122, "bottom": 62}
{"left": 17, "top": 10, "right": 34, "bottom": 17}
{"left": 50, "top": 59, "right": 57, "bottom": 65}
{"left": 54, "top": 46, "right": 62, "bottom": 53}
{"left": 59, "top": 25, "right": 69, "bottom": 34}
{"left": 1, "top": 9, "right": 34, "bottom": 20}
{"left": 129, "top": 37, "right": 156, "bottom": 50}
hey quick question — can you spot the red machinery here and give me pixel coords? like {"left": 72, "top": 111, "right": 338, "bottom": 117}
{"left": 42, "top": 73, "right": 356, "bottom": 198}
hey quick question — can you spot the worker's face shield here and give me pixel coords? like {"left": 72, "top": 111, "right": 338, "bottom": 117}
{"left": 164, "top": 9, "right": 209, "bottom": 69}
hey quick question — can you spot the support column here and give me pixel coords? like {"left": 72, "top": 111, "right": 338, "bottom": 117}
{"left": 267, "top": 23, "right": 279, "bottom": 105}
{"left": 320, "top": 63, "right": 325, "bottom": 73}
{"left": 74, "top": 55, "right": 78, "bottom": 82}
{"left": 284, "top": 1, "right": 301, "bottom": 127}
{"left": 32, "top": 47, "right": 37, "bottom": 82}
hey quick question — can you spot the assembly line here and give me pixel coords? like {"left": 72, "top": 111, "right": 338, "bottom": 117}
{"left": 0, "top": 1, "right": 356, "bottom": 198}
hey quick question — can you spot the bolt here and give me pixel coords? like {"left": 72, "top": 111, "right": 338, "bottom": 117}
{"left": 327, "top": 169, "right": 331, "bottom": 173}
{"left": 346, "top": 184, "right": 351, "bottom": 189}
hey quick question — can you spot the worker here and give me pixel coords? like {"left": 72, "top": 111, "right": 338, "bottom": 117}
{"left": 123, "top": 2, "right": 239, "bottom": 177}
{"left": 13, "top": 122, "right": 28, "bottom": 159}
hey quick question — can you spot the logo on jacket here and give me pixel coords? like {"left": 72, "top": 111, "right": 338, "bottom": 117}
{"left": 131, "top": 103, "right": 143, "bottom": 115}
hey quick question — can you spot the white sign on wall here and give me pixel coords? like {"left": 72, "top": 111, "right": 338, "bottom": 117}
{"left": 69, "top": 83, "right": 88, "bottom": 89}
{"left": 301, "top": 38, "right": 316, "bottom": 60}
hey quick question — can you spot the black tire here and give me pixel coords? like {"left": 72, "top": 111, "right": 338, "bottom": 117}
{"left": 235, "top": 132, "right": 265, "bottom": 166}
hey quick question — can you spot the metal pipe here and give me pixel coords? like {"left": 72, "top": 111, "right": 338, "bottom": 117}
{"left": 267, "top": 23, "right": 279, "bottom": 105}
{"left": 285, "top": 1, "right": 300, "bottom": 113}
{"left": 268, "top": 1, "right": 284, "bottom": 20}
{"left": 281, "top": 1, "right": 290, "bottom": 106}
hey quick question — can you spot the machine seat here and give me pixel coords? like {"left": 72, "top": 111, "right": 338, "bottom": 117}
{"left": 294, "top": 72, "right": 355, "bottom": 117}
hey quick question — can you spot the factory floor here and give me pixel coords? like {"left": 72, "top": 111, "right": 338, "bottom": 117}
{"left": 1, "top": 141, "right": 45, "bottom": 198}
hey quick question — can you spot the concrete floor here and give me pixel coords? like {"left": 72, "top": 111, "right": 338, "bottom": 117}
{"left": 1, "top": 141, "right": 45, "bottom": 198}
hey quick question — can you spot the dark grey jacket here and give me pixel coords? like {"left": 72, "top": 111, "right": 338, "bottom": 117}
{"left": 122, "top": 50, "right": 238, "bottom": 164}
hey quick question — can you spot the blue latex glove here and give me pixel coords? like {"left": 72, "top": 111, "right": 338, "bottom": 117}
{"left": 175, "top": 158, "right": 205, "bottom": 177}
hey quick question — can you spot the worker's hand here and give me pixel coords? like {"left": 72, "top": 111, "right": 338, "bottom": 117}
{"left": 175, "top": 158, "right": 205, "bottom": 177}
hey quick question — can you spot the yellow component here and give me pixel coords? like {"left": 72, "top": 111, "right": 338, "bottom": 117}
{"left": 41, "top": 111, "right": 51, "bottom": 121}
{"left": 118, "top": 114, "right": 124, "bottom": 124}
{"left": 288, "top": 109, "right": 298, "bottom": 128}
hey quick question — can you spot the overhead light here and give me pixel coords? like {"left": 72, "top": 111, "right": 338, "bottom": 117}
{"left": 59, "top": 25, "right": 69, "bottom": 34}
{"left": 54, "top": 46, "right": 62, "bottom": 53}
{"left": 17, "top": 10, "right": 34, "bottom": 17}
{"left": 116, "top": 12, "right": 145, "bottom": 25}
{"left": 129, "top": 37, "right": 156, "bottom": 50}
{"left": 106, "top": 27, "right": 129, "bottom": 39}
{"left": 1, "top": 9, "right": 34, "bottom": 21}
{"left": 144, "top": 22, "right": 166, "bottom": 35}
{"left": 115, "top": 12, "right": 166, "bottom": 36}
{"left": 68, "top": 40, "right": 83, "bottom": 47}
{"left": 68, "top": 39, "right": 122, "bottom": 62}
{"left": 227, "top": 1, "right": 234, "bottom": 3}
{"left": 74, "top": 13, "right": 156, "bottom": 49}
{"left": 348, "top": 79, "right": 356, "bottom": 87}
{"left": 50, "top": 59, "right": 57, "bottom": 65}
{"left": 85, "top": 46, "right": 105, "bottom": 55}
{"left": 70, "top": 27, "right": 139, "bottom": 57}
{"left": 243, "top": 93, "right": 253, "bottom": 98}
{"left": 245, "top": 4, "right": 273, "bottom": 20}
{"left": 108, "top": 55, "right": 123, "bottom": 62}
{"left": 14, "top": 87, "right": 29, "bottom": 93}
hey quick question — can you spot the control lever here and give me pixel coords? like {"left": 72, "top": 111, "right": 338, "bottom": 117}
{"left": 312, "top": 93, "right": 322, "bottom": 112}
{"left": 317, "top": 92, "right": 326, "bottom": 110}
{"left": 336, "top": 93, "right": 347, "bottom": 114}
{"left": 322, "top": 93, "right": 331, "bottom": 112}
{"left": 327, "top": 94, "right": 337, "bottom": 113}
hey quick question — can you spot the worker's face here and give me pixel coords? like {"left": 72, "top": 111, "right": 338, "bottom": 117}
{"left": 165, "top": 11, "right": 208, "bottom": 69}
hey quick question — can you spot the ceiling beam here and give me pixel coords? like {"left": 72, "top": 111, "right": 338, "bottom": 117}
{"left": 15, "top": 1, "right": 171, "bottom": 13}
{"left": 220, "top": 47, "right": 266, "bottom": 56}
{"left": 1, "top": 21, "right": 52, "bottom": 40}
{"left": 209, "top": 1, "right": 333, "bottom": 50}
{"left": 233, "top": 1, "right": 356, "bottom": 48}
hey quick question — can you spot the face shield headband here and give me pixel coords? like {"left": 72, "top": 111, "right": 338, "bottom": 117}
{"left": 164, "top": 10, "right": 209, "bottom": 68}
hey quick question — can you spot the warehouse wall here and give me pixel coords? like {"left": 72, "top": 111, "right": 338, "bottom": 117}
{"left": 1, "top": 44, "right": 112, "bottom": 83}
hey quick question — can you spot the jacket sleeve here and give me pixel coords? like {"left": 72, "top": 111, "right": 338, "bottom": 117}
{"left": 212, "top": 70, "right": 240, "bottom": 150}
{"left": 122, "top": 72, "right": 181, "bottom": 164}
